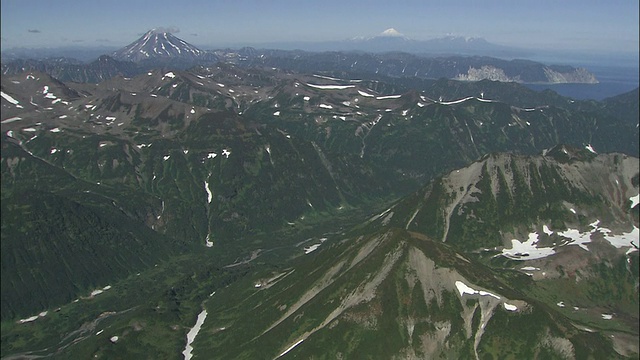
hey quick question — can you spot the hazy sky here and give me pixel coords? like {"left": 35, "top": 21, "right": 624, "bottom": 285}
{"left": 1, "top": 0, "right": 638, "bottom": 54}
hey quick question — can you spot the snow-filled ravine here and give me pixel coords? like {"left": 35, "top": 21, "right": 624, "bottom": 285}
{"left": 182, "top": 309, "right": 208, "bottom": 360}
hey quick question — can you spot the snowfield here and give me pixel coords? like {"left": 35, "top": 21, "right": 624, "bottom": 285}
{"left": 501, "top": 232, "right": 555, "bottom": 260}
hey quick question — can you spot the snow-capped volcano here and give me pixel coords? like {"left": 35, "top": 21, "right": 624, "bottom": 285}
{"left": 112, "top": 29, "right": 204, "bottom": 62}
{"left": 379, "top": 28, "right": 404, "bottom": 37}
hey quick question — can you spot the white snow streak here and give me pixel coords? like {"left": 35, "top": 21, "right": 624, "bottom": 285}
{"left": 306, "top": 83, "right": 354, "bottom": 90}
{"left": 376, "top": 94, "right": 402, "bottom": 100}
{"left": 439, "top": 96, "right": 474, "bottom": 105}
{"left": 1, "top": 91, "right": 20, "bottom": 105}
{"left": 182, "top": 309, "right": 208, "bottom": 360}
{"left": 357, "top": 90, "right": 375, "bottom": 97}
{"left": 277, "top": 338, "right": 305, "bottom": 358}
{"left": 204, "top": 181, "right": 213, "bottom": 204}
{"left": 1, "top": 117, "right": 22, "bottom": 124}
{"left": 454, "top": 281, "right": 500, "bottom": 299}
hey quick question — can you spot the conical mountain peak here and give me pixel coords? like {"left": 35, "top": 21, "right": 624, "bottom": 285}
{"left": 112, "top": 29, "right": 204, "bottom": 62}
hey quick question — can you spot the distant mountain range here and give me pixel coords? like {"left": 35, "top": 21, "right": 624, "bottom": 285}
{"left": 1, "top": 30, "right": 598, "bottom": 85}
{"left": 289, "top": 28, "right": 531, "bottom": 57}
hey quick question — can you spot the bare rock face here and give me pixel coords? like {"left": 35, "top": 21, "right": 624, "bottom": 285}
{"left": 455, "top": 65, "right": 520, "bottom": 82}
{"left": 456, "top": 65, "right": 598, "bottom": 84}
{"left": 544, "top": 67, "right": 599, "bottom": 84}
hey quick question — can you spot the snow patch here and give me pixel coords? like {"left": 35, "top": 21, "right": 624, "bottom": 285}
{"left": 454, "top": 280, "right": 500, "bottom": 299}
{"left": 204, "top": 181, "right": 213, "bottom": 204}
{"left": 17, "top": 310, "right": 48, "bottom": 324}
{"left": 163, "top": 72, "right": 175, "bottom": 79}
{"left": 277, "top": 339, "right": 305, "bottom": 358}
{"left": 630, "top": 194, "right": 639, "bottom": 208}
{"left": 205, "top": 234, "right": 213, "bottom": 248}
{"left": 304, "top": 238, "right": 327, "bottom": 254}
{"left": 501, "top": 232, "right": 555, "bottom": 260}
{"left": 376, "top": 94, "right": 402, "bottom": 100}
{"left": 357, "top": 90, "right": 375, "bottom": 97}
{"left": 1, "top": 91, "right": 20, "bottom": 105}
{"left": 182, "top": 309, "right": 208, "bottom": 360}
{"left": 273, "top": 111, "right": 280, "bottom": 116}
{"left": 521, "top": 266, "right": 540, "bottom": 271}
{"left": 313, "top": 74, "right": 342, "bottom": 81}
{"left": 1, "top": 117, "right": 22, "bottom": 124}
{"left": 306, "top": 83, "right": 355, "bottom": 90}
{"left": 558, "top": 221, "right": 639, "bottom": 250}
{"left": 319, "top": 104, "right": 333, "bottom": 109}
{"left": 304, "top": 244, "right": 320, "bottom": 254}
{"left": 222, "top": 149, "right": 231, "bottom": 158}
{"left": 503, "top": 303, "right": 518, "bottom": 311}
{"left": 601, "top": 314, "right": 613, "bottom": 320}
{"left": 439, "top": 96, "right": 474, "bottom": 105}
{"left": 585, "top": 144, "right": 597, "bottom": 154}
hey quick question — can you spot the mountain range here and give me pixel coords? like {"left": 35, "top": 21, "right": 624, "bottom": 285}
{"left": 2, "top": 30, "right": 598, "bottom": 85}
{"left": 1, "top": 29, "right": 638, "bottom": 359}
{"left": 300, "top": 28, "right": 530, "bottom": 57}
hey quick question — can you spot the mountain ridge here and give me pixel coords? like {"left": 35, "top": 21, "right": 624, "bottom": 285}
{"left": 1, "top": 53, "right": 638, "bottom": 358}
{"left": 2, "top": 30, "right": 600, "bottom": 85}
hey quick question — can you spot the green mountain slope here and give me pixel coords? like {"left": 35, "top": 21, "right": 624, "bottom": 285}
{"left": 1, "top": 64, "right": 638, "bottom": 359}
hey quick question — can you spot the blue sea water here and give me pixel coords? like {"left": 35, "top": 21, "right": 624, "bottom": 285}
{"left": 522, "top": 57, "right": 639, "bottom": 101}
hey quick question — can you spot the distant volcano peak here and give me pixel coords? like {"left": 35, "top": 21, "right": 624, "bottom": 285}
{"left": 112, "top": 29, "right": 204, "bottom": 63}
{"left": 380, "top": 28, "right": 404, "bottom": 37}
